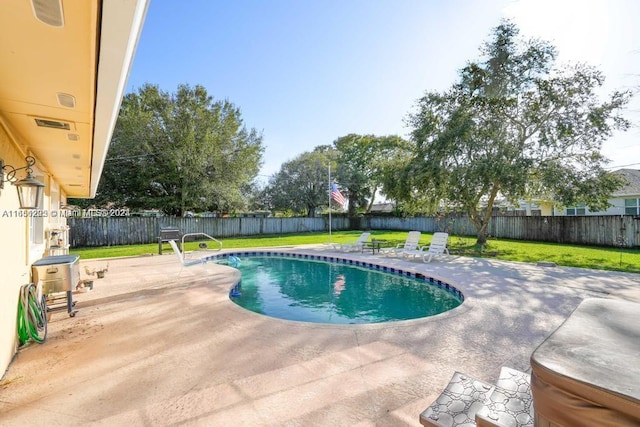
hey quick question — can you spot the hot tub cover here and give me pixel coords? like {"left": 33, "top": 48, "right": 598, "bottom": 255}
{"left": 530, "top": 298, "right": 640, "bottom": 426}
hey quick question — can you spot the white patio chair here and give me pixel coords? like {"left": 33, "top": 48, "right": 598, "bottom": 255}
{"left": 381, "top": 231, "right": 422, "bottom": 257}
{"left": 333, "top": 232, "right": 371, "bottom": 252}
{"left": 421, "top": 232, "right": 450, "bottom": 263}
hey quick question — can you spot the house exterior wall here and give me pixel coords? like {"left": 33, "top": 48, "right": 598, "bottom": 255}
{"left": 554, "top": 196, "right": 640, "bottom": 216}
{"left": 0, "top": 128, "right": 30, "bottom": 374}
{"left": 0, "top": 127, "right": 65, "bottom": 376}
{"left": 538, "top": 201, "right": 554, "bottom": 216}
{"left": 553, "top": 169, "right": 640, "bottom": 216}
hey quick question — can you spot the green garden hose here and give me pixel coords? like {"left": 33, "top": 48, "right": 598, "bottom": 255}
{"left": 17, "top": 284, "right": 48, "bottom": 345}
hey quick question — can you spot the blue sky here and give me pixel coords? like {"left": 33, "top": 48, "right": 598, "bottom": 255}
{"left": 127, "top": 0, "right": 640, "bottom": 179}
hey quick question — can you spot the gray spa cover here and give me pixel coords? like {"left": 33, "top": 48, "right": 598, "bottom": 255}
{"left": 530, "top": 298, "right": 640, "bottom": 426}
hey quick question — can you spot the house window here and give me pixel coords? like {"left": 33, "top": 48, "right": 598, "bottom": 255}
{"left": 566, "top": 203, "right": 586, "bottom": 216}
{"left": 624, "top": 198, "right": 640, "bottom": 215}
{"left": 29, "top": 174, "right": 46, "bottom": 254}
{"left": 30, "top": 215, "right": 44, "bottom": 245}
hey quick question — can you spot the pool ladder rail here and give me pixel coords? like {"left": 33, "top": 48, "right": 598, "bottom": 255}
{"left": 180, "top": 232, "right": 223, "bottom": 255}
{"left": 227, "top": 256, "right": 242, "bottom": 297}
{"left": 230, "top": 281, "right": 242, "bottom": 298}
{"left": 180, "top": 234, "right": 243, "bottom": 272}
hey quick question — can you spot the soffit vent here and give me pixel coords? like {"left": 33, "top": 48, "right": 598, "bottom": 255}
{"left": 31, "top": 0, "right": 64, "bottom": 27}
{"left": 35, "top": 118, "right": 71, "bottom": 130}
{"left": 57, "top": 93, "right": 76, "bottom": 108}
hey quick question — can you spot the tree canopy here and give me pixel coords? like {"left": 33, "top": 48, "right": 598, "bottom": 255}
{"left": 72, "top": 84, "right": 264, "bottom": 215}
{"left": 263, "top": 136, "right": 411, "bottom": 217}
{"left": 333, "top": 134, "right": 411, "bottom": 215}
{"left": 404, "top": 20, "right": 631, "bottom": 243}
{"left": 267, "top": 147, "right": 336, "bottom": 217}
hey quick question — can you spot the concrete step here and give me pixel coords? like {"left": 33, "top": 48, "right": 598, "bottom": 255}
{"left": 476, "top": 367, "right": 534, "bottom": 427}
{"left": 420, "top": 371, "right": 495, "bottom": 426}
{"left": 420, "top": 367, "right": 534, "bottom": 427}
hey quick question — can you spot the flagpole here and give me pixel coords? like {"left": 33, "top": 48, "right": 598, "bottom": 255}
{"left": 328, "top": 164, "right": 332, "bottom": 243}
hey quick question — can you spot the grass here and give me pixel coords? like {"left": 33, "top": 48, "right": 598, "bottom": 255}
{"left": 70, "top": 230, "right": 640, "bottom": 274}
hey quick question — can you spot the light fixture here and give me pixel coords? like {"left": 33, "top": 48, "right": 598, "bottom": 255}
{"left": 0, "top": 156, "right": 45, "bottom": 209}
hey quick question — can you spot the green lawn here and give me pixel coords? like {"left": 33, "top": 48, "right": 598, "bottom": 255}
{"left": 70, "top": 230, "right": 640, "bottom": 274}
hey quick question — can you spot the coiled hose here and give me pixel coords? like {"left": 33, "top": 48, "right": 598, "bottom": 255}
{"left": 17, "top": 284, "right": 48, "bottom": 345}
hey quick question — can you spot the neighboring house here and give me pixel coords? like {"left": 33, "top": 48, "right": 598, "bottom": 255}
{"left": 555, "top": 169, "right": 640, "bottom": 216}
{"left": 0, "top": 1, "right": 148, "bottom": 376}
{"left": 217, "top": 211, "right": 272, "bottom": 218}
{"left": 369, "top": 202, "right": 394, "bottom": 214}
{"left": 237, "top": 211, "right": 271, "bottom": 218}
{"left": 130, "top": 209, "right": 165, "bottom": 217}
{"left": 481, "top": 196, "right": 552, "bottom": 216}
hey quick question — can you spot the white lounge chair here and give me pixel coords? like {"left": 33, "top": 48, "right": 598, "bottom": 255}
{"left": 381, "top": 231, "right": 422, "bottom": 257}
{"left": 333, "top": 232, "right": 371, "bottom": 252}
{"left": 421, "top": 232, "right": 450, "bottom": 263}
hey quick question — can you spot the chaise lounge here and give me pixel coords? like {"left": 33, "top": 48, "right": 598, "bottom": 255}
{"left": 380, "top": 231, "right": 422, "bottom": 257}
{"left": 333, "top": 232, "right": 371, "bottom": 252}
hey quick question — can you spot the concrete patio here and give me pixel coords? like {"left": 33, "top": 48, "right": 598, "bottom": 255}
{"left": 1, "top": 246, "right": 638, "bottom": 426}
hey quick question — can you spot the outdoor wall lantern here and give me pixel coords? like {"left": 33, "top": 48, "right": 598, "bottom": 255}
{"left": 0, "top": 156, "right": 45, "bottom": 209}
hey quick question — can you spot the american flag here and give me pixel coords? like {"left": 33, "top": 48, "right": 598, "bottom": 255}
{"left": 331, "top": 182, "right": 347, "bottom": 208}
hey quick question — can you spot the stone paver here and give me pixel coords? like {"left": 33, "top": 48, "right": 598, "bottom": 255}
{"left": 1, "top": 246, "right": 638, "bottom": 426}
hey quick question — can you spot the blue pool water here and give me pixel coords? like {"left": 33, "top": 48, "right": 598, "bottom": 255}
{"left": 228, "top": 255, "right": 463, "bottom": 324}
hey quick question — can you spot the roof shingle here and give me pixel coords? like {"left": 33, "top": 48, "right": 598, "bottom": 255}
{"left": 613, "top": 169, "right": 640, "bottom": 196}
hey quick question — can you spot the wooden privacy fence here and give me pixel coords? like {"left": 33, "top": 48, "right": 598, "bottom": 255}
{"left": 364, "top": 215, "right": 639, "bottom": 248}
{"left": 69, "top": 215, "right": 640, "bottom": 248}
{"left": 488, "top": 215, "right": 639, "bottom": 247}
{"left": 68, "top": 216, "right": 351, "bottom": 247}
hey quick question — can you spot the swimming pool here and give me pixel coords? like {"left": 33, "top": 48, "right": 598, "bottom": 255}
{"left": 221, "top": 252, "right": 463, "bottom": 324}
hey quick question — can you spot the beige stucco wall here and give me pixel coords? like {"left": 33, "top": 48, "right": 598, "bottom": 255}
{"left": 0, "top": 127, "right": 30, "bottom": 375}
{"left": 539, "top": 201, "right": 554, "bottom": 216}
{"left": 0, "top": 126, "right": 62, "bottom": 377}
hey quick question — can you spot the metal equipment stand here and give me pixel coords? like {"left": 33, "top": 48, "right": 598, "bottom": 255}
{"left": 45, "top": 291, "right": 77, "bottom": 317}
{"left": 31, "top": 254, "right": 80, "bottom": 317}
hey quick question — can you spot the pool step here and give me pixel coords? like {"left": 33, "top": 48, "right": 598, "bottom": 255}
{"left": 420, "top": 367, "right": 533, "bottom": 427}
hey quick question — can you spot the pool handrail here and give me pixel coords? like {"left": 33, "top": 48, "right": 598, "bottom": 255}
{"left": 180, "top": 232, "right": 223, "bottom": 256}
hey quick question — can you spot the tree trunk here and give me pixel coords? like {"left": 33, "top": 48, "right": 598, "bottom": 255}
{"left": 348, "top": 195, "right": 357, "bottom": 216}
{"left": 365, "top": 186, "right": 377, "bottom": 213}
{"left": 474, "top": 185, "right": 500, "bottom": 245}
{"left": 468, "top": 208, "right": 486, "bottom": 246}
{"left": 476, "top": 224, "right": 489, "bottom": 245}
{"left": 306, "top": 205, "right": 316, "bottom": 217}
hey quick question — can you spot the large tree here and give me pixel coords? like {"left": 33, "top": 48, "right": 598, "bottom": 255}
{"left": 378, "top": 146, "right": 433, "bottom": 215}
{"left": 333, "top": 134, "right": 411, "bottom": 216}
{"left": 405, "top": 20, "right": 631, "bottom": 244}
{"left": 268, "top": 147, "right": 335, "bottom": 217}
{"left": 72, "top": 84, "right": 263, "bottom": 215}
